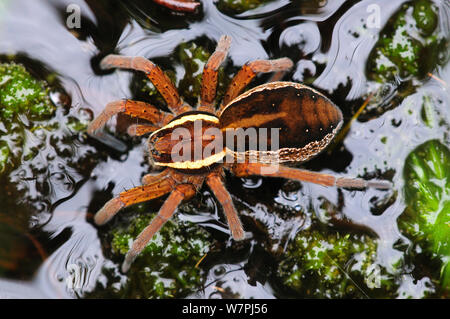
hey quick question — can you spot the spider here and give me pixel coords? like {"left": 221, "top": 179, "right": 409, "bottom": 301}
{"left": 87, "top": 35, "right": 391, "bottom": 272}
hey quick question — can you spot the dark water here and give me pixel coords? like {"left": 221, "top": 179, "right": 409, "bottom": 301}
{"left": 0, "top": 0, "right": 448, "bottom": 298}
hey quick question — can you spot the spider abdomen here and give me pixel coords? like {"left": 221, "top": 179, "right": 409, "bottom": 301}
{"left": 219, "top": 81, "right": 343, "bottom": 163}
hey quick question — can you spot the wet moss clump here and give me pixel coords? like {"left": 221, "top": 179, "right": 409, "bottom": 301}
{"left": 277, "top": 226, "right": 396, "bottom": 298}
{"left": 0, "top": 62, "right": 91, "bottom": 175}
{"left": 367, "top": 0, "right": 445, "bottom": 82}
{"left": 216, "top": 0, "right": 274, "bottom": 14}
{"left": 0, "top": 63, "right": 57, "bottom": 173}
{"left": 412, "top": 0, "right": 438, "bottom": 36}
{"left": 103, "top": 209, "right": 211, "bottom": 298}
{"left": 0, "top": 141, "right": 9, "bottom": 173}
{"left": 399, "top": 139, "right": 450, "bottom": 292}
{"left": 0, "top": 63, "right": 55, "bottom": 120}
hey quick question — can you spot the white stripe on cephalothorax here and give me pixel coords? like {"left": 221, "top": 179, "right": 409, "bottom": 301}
{"left": 150, "top": 113, "right": 219, "bottom": 138}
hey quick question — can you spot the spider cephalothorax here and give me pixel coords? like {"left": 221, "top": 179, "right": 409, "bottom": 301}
{"left": 88, "top": 36, "right": 390, "bottom": 272}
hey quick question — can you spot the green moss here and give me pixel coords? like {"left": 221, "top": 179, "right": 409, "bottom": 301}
{"left": 0, "top": 140, "right": 9, "bottom": 173}
{"left": 0, "top": 63, "right": 55, "bottom": 120}
{"left": 176, "top": 42, "right": 210, "bottom": 104}
{"left": 0, "top": 63, "right": 54, "bottom": 173}
{"left": 216, "top": 0, "right": 274, "bottom": 14}
{"left": 108, "top": 210, "right": 211, "bottom": 298}
{"left": 367, "top": 0, "right": 443, "bottom": 82}
{"left": 278, "top": 228, "right": 396, "bottom": 298}
{"left": 413, "top": 0, "right": 438, "bottom": 36}
{"left": 420, "top": 94, "right": 435, "bottom": 128}
{"left": 399, "top": 139, "right": 450, "bottom": 290}
{"left": 66, "top": 108, "right": 92, "bottom": 132}
{"left": 0, "top": 62, "right": 90, "bottom": 175}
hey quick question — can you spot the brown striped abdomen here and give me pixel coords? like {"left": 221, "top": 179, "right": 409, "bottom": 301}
{"left": 219, "top": 82, "right": 343, "bottom": 162}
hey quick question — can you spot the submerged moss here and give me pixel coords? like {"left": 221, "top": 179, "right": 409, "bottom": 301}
{"left": 0, "top": 140, "right": 9, "bottom": 173}
{"left": 216, "top": 0, "right": 274, "bottom": 14}
{"left": 420, "top": 94, "right": 435, "bottom": 128}
{"left": 399, "top": 139, "right": 450, "bottom": 291}
{"left": 413, "top": 0, "right": 438, "bottom": 36}
{"left": 176, "top": 42, "right": 211, "bottom": 104}
{"left": 278, "top": 227, "right": 396, "bottom": 298}
{"left": 105, "top": 210, "right": 211, "bottom": 298}
{"left": 367, "top": 0, "right": 443, "bottom": 82}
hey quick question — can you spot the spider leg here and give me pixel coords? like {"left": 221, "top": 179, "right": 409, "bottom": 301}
{"left": 127, "top": 124, "right": 159, "bottom": 137}
{"left": 121, "top": 183, "right": 197, "bottom": 272}
{"left": 206, "top": 171, "right": 245, "bottom": 241}
{"left": 153, "top": 0, "right": 201, "bottom": 13}
{"left": 93, "top": 169, "right": 175, "bottom": 226}
{"left": 198, "top": 35, "right": 232, "bottom": 113}
{"left": 100, "top": 55, "right": 191, "bottom": 115}
{"left": 141, "top": 169, "right": 171, "bottom": 185}
{"left": 230, "top": 163, "right": 392, "bottom": 189}
{"left": 268, "top": 70, "right": 288, "bottom": 83}
{"left": 87, "top": 100, "right": 173, "bottom": 134}
{"left": 218, "top": 58, "right": 294, "bottom": 114}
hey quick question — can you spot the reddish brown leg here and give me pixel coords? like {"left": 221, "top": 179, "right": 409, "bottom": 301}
{"left": 218, "top": 58, "right": 294, "bottom": 113}
{"left": 153, "top": 0, "right": 200, "bottom": 13}
{"left": 230, "top": 163, "right": 392, "bottom": 189}
{"left": 268, "top": 70, "right": 287, "bottom": 83}
{"left": 121, "top": 184, "right": 196, "bottom": 272}
{"left": 87, "top": 99, "right": 173, "bottom": 134}
{"left": 93, "top": 170, "right": 175, "bottom": 226}
{"left": 101, "top": 55, "right": 190, "bottom": 114}
{"left": 141, "top": 169, "right": 171, "bottom": 185}
{"left": 198, "top": 35, "right": 232, "bottom": 113}
{"left": 206, "top": 172, "right": 245, "bottom": 240}
{"left": 127, "top": 124, "right": 159, "bottom": 137}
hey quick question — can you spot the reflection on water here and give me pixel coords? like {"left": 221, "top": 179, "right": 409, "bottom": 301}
{"left": 0, "top": 0, "right": 448, "bottom": 298}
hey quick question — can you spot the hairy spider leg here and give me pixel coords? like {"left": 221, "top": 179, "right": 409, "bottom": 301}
{"left": 127, "top": 123, "right": 160, "bottom": 137}
{"left": 218, "top": 58, "right": 294, "bottom": 114}
{"left": 141, "top": 169, "right": 171, "bottom": 185}
{"left": 206, "top": 172, "right": 245, "bottom": 240}
{"left": 153, "top": 0, "right": 201, "bottom": 13}
{"left": 87, "top": 100, "right": 173, "bottom": 134}
{"left": 198, "top": 35, "right": 232, "bottom": 113}
{"left": 121, "top": 183, "right": 197, "bottom": 272}
{"left": 230, "top": 163, "right": 392, "bottom": 189}
{"left": 93, "top": 171, "right": 176, "bottom": 226}
{"left": 101, "top": 55, "right": 191, "bottom": 115}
